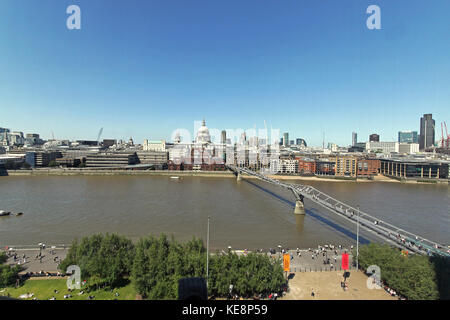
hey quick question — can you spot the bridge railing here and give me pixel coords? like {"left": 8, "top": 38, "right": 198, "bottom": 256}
{"left": 226, "top": 165, "right": 449, "bottom": 258}
{"left": 294, "top": 185, "right": 448, "bottom": 256}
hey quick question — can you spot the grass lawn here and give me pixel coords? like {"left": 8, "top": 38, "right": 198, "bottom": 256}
{"left": 0, "top": 278, "right": 138, "bottom": 300}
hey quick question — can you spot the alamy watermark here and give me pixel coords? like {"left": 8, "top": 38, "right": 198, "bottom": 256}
{"left": 66, "top": 5, "right": 81, "bottom": 30}
{"left": 66, "top": 265, "right": 81, "bottom": 290}
{"left": 366, "top": 265, "right": 382, "bottom": 289}
{"left": 65, "top": 4, "right": 382, "bottom": 31}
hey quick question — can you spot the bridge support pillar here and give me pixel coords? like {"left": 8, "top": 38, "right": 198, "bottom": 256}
{"left": 236, "top": 172, "right": 242, "bottom": 181}
{"left": 294, "top": 199, "right": 305, "bottom": 215}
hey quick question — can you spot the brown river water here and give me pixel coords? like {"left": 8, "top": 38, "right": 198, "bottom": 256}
{"left": 0, "top": 176, "right": 448, "bottom": 250}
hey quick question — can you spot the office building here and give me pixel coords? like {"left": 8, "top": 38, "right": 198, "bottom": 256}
{"left": 369, "top": 134, "right": 380, "bottom": 142}
{"left": 137, "top": 151, "right": 169, "bottom": 169}
{"left": 102, "top": 139, "right": 117, "bottom": 148}
{"left": 85, "top": 152, "right": 139, "bottom": 168}
{"left": 9, "top": 132, "right": 25, "bottom": 146}
{"left": 398, "top": 131, "right": 418, "bottom": 144}
{"left": 0, "top": 128, "right": 10, "bottom": 142}
{"left": 296, "top": 157, "right": 316, "bottom": 175}
{"left": 419, "top": 114, "right": 435, "bottom": 150}
{"left": 76, "top": 140, "right": 99, "bottom": 146}
{"left": 398, "top": 143, "right": 419, "bottom": 154}
{"left": 221, "top": 130, "right": 227, "bottom": 144}
{"left": 55, "top": 157, "right": 82, "bottom": 167}
{"left": 335, "top": 156, "right": 357, "bottom": 177}
{"left": 327, "top": 143, "right": 338, "bottom": 152}
{"left": 25, "top": 151, "right": 62, "bottom": 167}
{"left": 380, "top": 158, "right": 449, "bottom": 180}
{"left": 143, "top": 140, "right": 166, "bottom": 151}
{"left": 315, "top": 159, "right": 335, "bottom": 175}
{"left": 25, "top": 134, "right": 43, "bottom": 146}
{"left": 296, "top": 138, "right": 307, "bottom": 147}
{"left": 271, "top": 158, "right": 298, "bottom": 174}
{"left": 352, "top": 132, "right": 357, "bottom": 146}
{"left": 283, "top": 133, "right": 289, "bottom": 147}
{"left": 357, "top": 159, "right": 380, "bottom": 177}
{"left": 365, "top": 141, "right": 399, "bottom": 154}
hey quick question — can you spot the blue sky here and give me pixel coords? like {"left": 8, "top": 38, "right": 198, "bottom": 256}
{"left": 0, "top": 0, "right": 449, "bottom": 146}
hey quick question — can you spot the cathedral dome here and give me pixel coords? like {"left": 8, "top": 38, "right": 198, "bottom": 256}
{"left": 196, "top": 119, "right": 211, "bottom": 144}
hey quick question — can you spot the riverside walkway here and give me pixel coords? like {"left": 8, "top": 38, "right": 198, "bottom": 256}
{"left": 3, "top": 245, "right": 68, "bottom": 275}
{"left": 227, "top": 165, "right": 450, "bottom": 258}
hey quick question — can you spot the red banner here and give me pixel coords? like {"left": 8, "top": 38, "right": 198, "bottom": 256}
{"left": 341, "top": 253, "right": 349, "bottom": 270}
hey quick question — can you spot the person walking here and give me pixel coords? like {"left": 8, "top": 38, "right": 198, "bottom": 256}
{"left": 311, "top": 289, "right": 315, "bottom": 298}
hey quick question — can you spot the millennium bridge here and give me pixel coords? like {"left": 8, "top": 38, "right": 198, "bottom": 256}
{"left": 227, "top": 165, "right": 450, "bottom": 258}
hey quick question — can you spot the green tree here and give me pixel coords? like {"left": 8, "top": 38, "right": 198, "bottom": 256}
{"left": 0, "top": 252, "right": 8, "bottom": 264}
{"left": 208, "top": 252, "right": 285, "bottom": 298}
{"left": 0, "top": 264, "right": 22, "bottom": 288}
{"left": 354, "top": 243, "right": 440, "bottom": 300}
{"left": 59, "top": 233, "right": 135, "bottom": 289}
{"left": 48, "top": 160, "right": 58, "bottom": 167}
{"left": 131, "top": 234, "right": 178, "bottom": 299}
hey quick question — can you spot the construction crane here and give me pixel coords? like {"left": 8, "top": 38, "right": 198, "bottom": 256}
{"left": 97, "top": 127, "right": 103, "bottom": 146}
{"left": 263, "top": 120, "right": 270, "bottom": 146}
{"left": 444, "top": 122, "right": 449, "bottom": 148}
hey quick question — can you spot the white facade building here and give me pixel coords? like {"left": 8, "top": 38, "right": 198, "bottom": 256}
{"left": 9, "top": 132, "right": 25, "bottom": 146}
{"left": 365, "top": 141, "right": 399, "bottom": 154}
{"left": 270, "top": 158, "right": 298, "bottom": 174}
{"left": 398, "top": 143, "right": 419, "bottom": 154}
{"left": 143, "top": 140, "right": 166, "bottom": 151}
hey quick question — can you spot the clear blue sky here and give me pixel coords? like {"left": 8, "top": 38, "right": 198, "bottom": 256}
{"left": 0, "top": 0, "right": 449, "bottom": 146}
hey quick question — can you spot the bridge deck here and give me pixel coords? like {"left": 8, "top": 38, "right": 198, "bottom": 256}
{"left": 227, "top": 165, "right": 449, "bottom": 258}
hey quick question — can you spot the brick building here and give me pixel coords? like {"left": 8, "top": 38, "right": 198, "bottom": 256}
{"left": 296, "top": 157, "right": 316, "bottom": 175}
{"left": 357, "top": 159, "right": 380, "bottom": 177}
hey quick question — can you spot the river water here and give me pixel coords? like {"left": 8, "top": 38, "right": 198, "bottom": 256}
{"left": 0, "top": 176, "right": 448, "bottom": 250}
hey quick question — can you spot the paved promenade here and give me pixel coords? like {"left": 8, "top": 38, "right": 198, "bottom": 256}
{"left": 4, "top": 243, "right": 353, "bottom": 274}
{"left": 4, "top": 247, "right": 68, "bottom": 274}
{"left": 281, "top": 270, "right": 396, "bottom": 300}
{"left": 234, "top": 244, "right": 355, "bottom": 272}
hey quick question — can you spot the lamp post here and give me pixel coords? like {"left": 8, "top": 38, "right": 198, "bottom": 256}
{"left": 356, "top": 205, "right": 360, "bottom": 271}
{"left": 206, "top": 216, "right": 210, "bottom": 289}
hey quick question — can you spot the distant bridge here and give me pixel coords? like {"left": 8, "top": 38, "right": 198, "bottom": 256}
{"left": 227, "top": 165, "right": 450, "bottom": 258}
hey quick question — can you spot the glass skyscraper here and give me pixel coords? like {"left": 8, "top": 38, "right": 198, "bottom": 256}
{"left": 398, "top": 131, "right": 418, "bottom": 144}
{"left": 419, "top": 114, "right": 435, "bottom": 150}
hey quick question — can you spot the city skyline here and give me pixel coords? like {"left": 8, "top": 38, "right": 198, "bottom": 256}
{"left": 1, "top": 1, "right": 449, "bottom": 146}
{"left": 0, "top": 112, "right": 444, "bottom": 148}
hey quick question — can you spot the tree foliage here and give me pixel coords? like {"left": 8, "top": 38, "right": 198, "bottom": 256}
{"left": 130, "top": 235, "right": 285, "bottom": 299}
{"left": 208, "top": 251, "right": 285, "bottom": 298}
{"left": 59, "top": 233, "right": 135, "bottom": 289}
{"left": 0, "top": 252, "right": 8, "bottom": 264}
{"left": 354, "top": 243, "right": 448, "bottom": 300}
{"left": 59, "top": 233, "right": 285, "bottom": 299}
{"left": 0, "top": 252, "right": 21, "bottom": 288}
{"left": 48, "top": 160, "right": 58, "bottom": 167}
{"left": 131, "top": 235, "right": 206, "bottom": 299}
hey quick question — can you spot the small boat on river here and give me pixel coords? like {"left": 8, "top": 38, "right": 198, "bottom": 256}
{"left": 0, "top": 210, "right": 11, "bottom": 217}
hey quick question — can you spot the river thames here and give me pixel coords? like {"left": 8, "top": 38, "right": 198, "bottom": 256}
{"left": 0, "top": 176, "right": 449, "bottom": 250}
